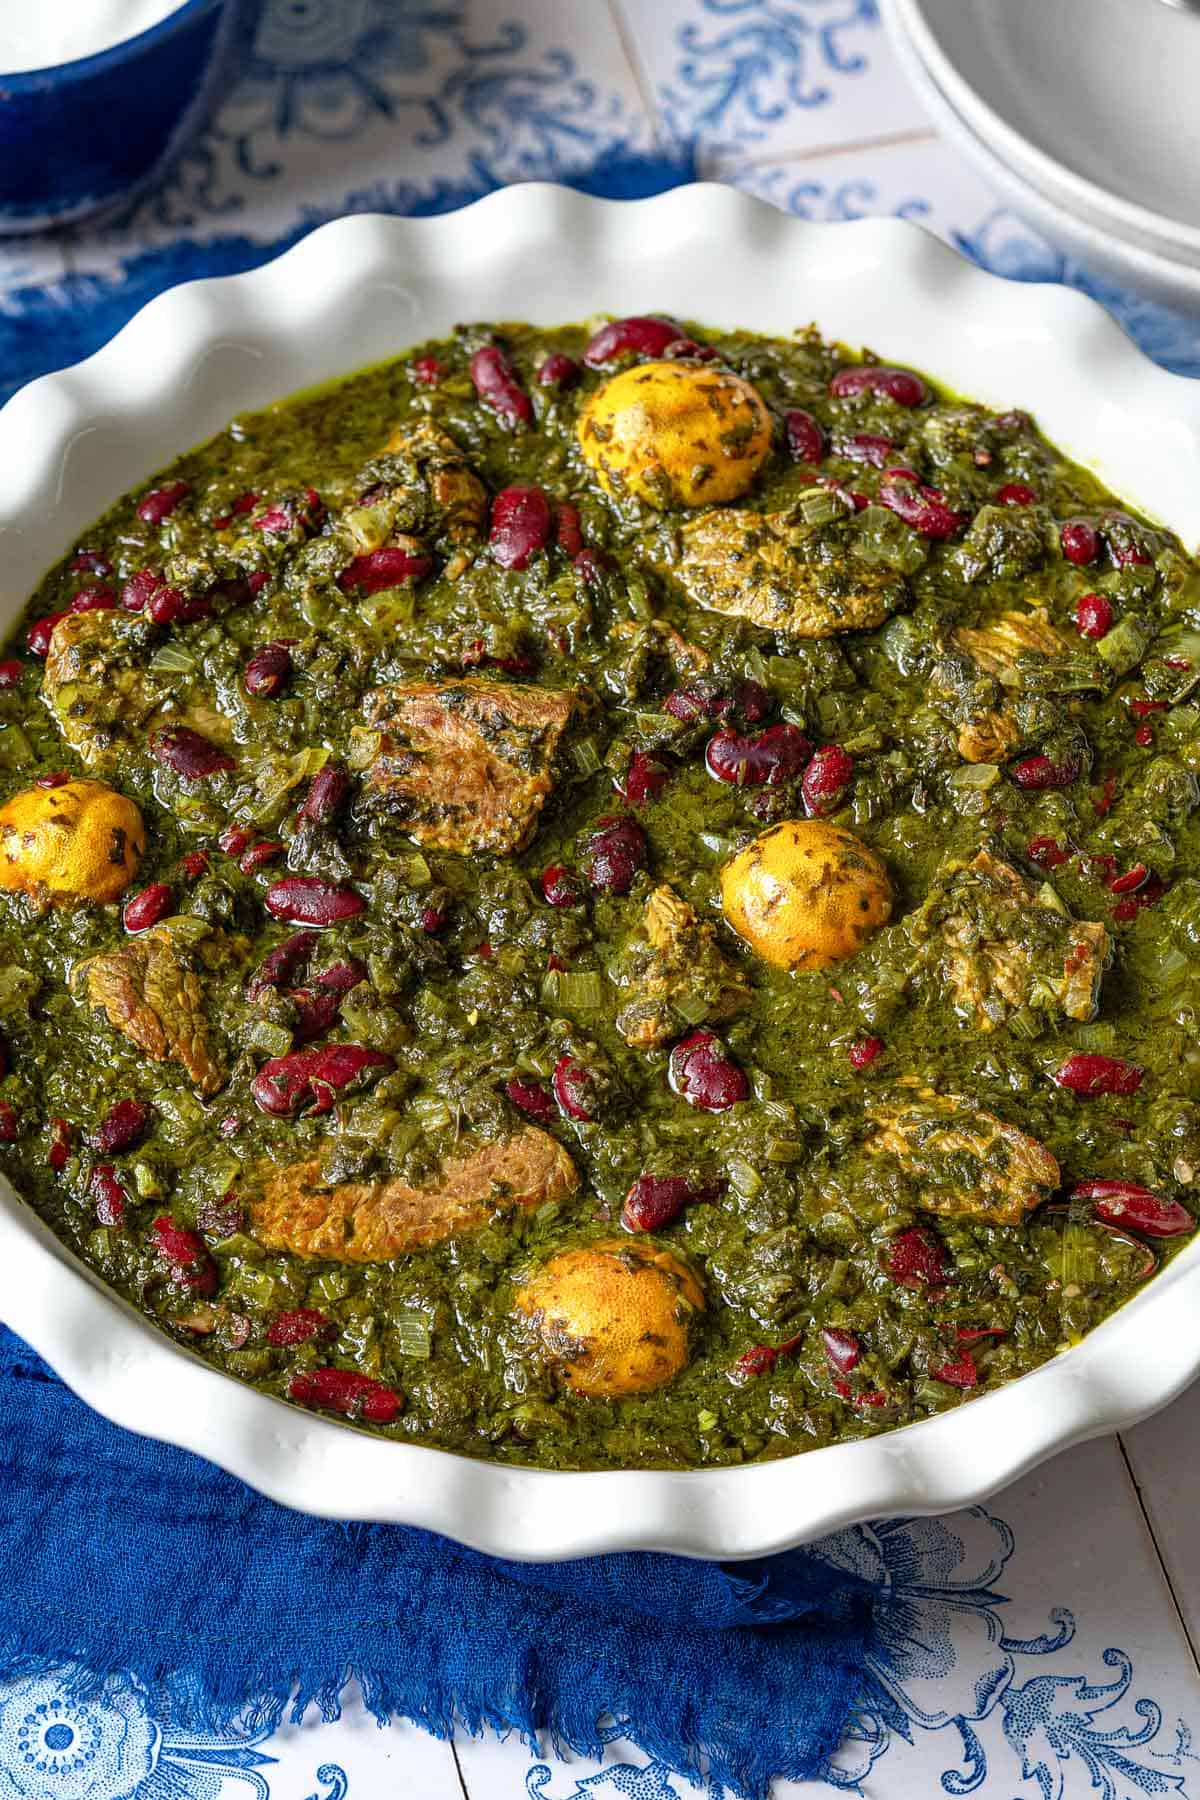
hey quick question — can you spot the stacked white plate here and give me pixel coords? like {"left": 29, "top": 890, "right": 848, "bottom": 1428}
{"left": 881, "top": 0, "right": 1200, "bottom": 314}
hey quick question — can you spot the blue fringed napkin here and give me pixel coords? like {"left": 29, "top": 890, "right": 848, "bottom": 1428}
{"left": 0, "top": 1327, "right": 870, "bottom": 1796}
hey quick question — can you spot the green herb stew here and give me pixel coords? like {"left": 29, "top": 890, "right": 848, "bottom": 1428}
{"left": 2, "top": 314, "right": 1198, "bottom": 1469}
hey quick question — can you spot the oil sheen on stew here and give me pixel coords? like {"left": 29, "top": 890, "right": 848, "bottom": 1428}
{"left": 1, "top": 316, "right": 1198, "bottom": 1469}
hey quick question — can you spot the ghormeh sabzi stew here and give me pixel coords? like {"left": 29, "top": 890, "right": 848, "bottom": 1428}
{"left": 2, "top": 315, "right": 1198, "bottom": 1469}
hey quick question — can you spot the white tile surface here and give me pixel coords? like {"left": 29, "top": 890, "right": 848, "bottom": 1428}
{"left": 615, "top": 0, "right": 929, "bottom": 166}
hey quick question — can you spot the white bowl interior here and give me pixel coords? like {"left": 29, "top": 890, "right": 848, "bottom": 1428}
{"left": 902, "top": 0, "right": 1200, "bottom": 253}
{"left": 1, "top": 184, "right": 1199, "bottom": 1558}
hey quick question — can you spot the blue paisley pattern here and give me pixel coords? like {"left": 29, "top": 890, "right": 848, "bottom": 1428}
{"left": 661, "top": 0, "right": 880, "bottom": 145}
{"left": 519, "top": 1509, "right": 1195, "bottom": 1799}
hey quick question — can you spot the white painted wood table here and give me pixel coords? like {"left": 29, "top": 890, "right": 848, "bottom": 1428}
{"left": 1, "top": 4, "right": 1197, "bottom": 1797}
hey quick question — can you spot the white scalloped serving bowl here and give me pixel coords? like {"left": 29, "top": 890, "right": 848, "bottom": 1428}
{"left": 1, "top": 184, "right": 1199, "bottom": 1562}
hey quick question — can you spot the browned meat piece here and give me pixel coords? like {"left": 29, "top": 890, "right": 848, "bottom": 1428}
{"left": 380, "top": 418, "right": 488, "bottom": 547}
{"left": 666, "top": 506, "right": 907, "bottom": 639}
{"left": 42, "top": 611, "right": 162, "bottom": 767}
{"left": 611, "top": 885, "right": 751, "bottom": 1051}
{"left": 250, "top": 1126, "right": 578, "bottom": 1260}
{"left": 955, "top": 708, "right": 1021, "bottom": 765}
{"left": 866, "top": 1087, "right": 1059, "bottom": 1226}
{"left": 72, "top": 925, "right": 227, "bottom": 1094}
{"left": 361, "top": 678, "right": 580, "bottom": 855}
{"left": 953, "top": 608, "right": 1074, "bottom": 687}
{"left": 950, "top": 851, "right": 1105, "bottom": 1030}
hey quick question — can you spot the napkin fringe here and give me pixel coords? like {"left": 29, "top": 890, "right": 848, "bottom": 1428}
{"left": 0, "top": 1620, "right": 859, "bottom": 1798}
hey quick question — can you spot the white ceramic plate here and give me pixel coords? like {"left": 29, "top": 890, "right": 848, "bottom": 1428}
{"left": 881, "top": 0, "right": 1200, "bottom": 318}
{"left": 895, "top": 0, "right": 1200, "bottom": 262}
{"left": 2, "top": 183, "right": 1200, "bottom": 1560}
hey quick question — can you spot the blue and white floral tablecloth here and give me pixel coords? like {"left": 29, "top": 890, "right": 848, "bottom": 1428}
{"left": 3, "top": 6, "right": 1199, "bottom": 1798}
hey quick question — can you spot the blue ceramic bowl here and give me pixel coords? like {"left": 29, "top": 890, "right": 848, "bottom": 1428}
{"left": 0, "top": 0, "right": 233, "bottom": 233}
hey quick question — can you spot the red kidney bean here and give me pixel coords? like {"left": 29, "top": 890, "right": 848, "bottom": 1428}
{"left": 583, "top": 316, "right": 681, "bottom": 367}
{"left": 931, "top": 1351, "right": 978, "bottom": 1389}
{"left": 289, "top": 1365, "right": 401, "bottom": 1423}
{"left": 469, "top": 345, "right": 533, "bottom": 426}
{"left": 541, "top": 865, "right": 584, "bottom": 908}
{"left": 802, "top": 744, "right": 854, "bottom": 815}
{"left": 663, "top": 337, "right": 717, "bottom": 362}
{"left": 622, "top": 1174, "right": 720, "bottom": 1233}
{"left": 490, "top": 485, "right": 553, "bottom": 571}
{"left": 137, "top": 481, "right": 189, "bottom": 526}
{"left": 879, "top": 475, "right": 963, "bottom": 538}
{"left": 148, "top": 582, "right": 188, "bottom": 625}
{"left": 1053, "top": 1053, "right": 1144, "bottom": 1097}
{"left": 420, "top": 905, "right": 448, "bottom": 935}
{"left": 268, "top": 1307, "right": 332, "bottom": 1347}
{"left": 247, "top": 930, "right": 317, "bottom": 1001}
{"left": 956, "top": 1325, "right": 1008, "bottom": 1347}
{"left": 821, "top": 1327, "right": 861, "bottom": 1374}
{"left": 1027, "top": 836, "right": 1071, "bottom": 870}
{"left": 263, "top": 876, "right": 365, "bottom": 927}
{"left": 219, "top": 824, "right": 253, "bottom": 857}
{"left": 0, "top": 659, "right": 22, "bottom": 688}
{"left": 120, "top": 568, "right": 160, "bottom": 613}
{"left": 552, "top": 1054, "right": 597, "bottom": 1121}
{"left": 1060, "top": 519, "right": 1100, "bottom": 565}
{"left": 150, "top": 725, "right": 235, "bottom": 780}
{"left": 730, "top": 1330, "right": 804, "bottom": 1384}
{"left": 289, "top": 958, "right": 366, "bottom": 1044}
{"left": 68, "top": 585, "right": 116, "bottom": 616}
{"left": 239, "top": 840, "right": 284, "bottom": 875}
{"left": 410, "top": 356, "right": 444, "bottom": 387}
{"left": 1010, "top": 752, "right": 1083, "bottom": 791}
{"left": 1129, "top": 699, "right": 1169, "bottom": 720}
{"left": 299, "top": 762, "right": 350, "bottom": 825}
{"left": 89, "top": 1164, "right": 128, "bottom": 1227}
{"left": 997, "top": 482, "right": 1037, "bottom": 506}
{"left": 47, "top": 1117, "right": 72, "bottom": 1173}
{"left": 580, "top": 815, "right": 647, "bottom": 895}
{"left": 848, "top": 1036, "right": 883, "bottom": 1070}
{"left": 254, "top": 488, "right": 324, "bottom": 537}
{"left": 92, "top": 1098, "right": 154, "bottom": 1155}
{"left": 123, "top": 883, "right": 175, "bottom": 933}
{"left": 834, "top": 431, "right": 893, "bottom": 468}
{"left": 180, "top": 851, "right": 208, "bottom": 881}
{"left": 1071, "top": 1178, "right": 1195, "bottom": 1238}
{"left": 829, "top": 365, "right": 928, "bottom": 406}
{"left": 152, "top": 1215, "right": 217, "bottom": 1295}
{"left": 1074, "top": 592, "right": 1113, "bottom": 639}
{"left": 25, "top": 612, "right": 68, "bottom": 656}
{"left": 784, "top": 408, "right": 825, "bottom": 464}
{"left": 211, "top": 490, "right": 260, "bottom": 528}
{"left": 537, "top": 352, "right": 581, "bottom": 389}
{"left": 573, "top": 547, "right": 613, "bottom": 589}
{"left": 73, "top": 550, "right": 112, "bottom": 575}
{"left": 505, "top": 1076, "right": 556, "bottom": 1123}
{"left": 884, "top": 1225, "right": 951, "bottom": 1288}
{"left": 244, "top": 642, "right": 293, "bottom": 697}
{"left": 338, "top": 547, "right": 433, "bottom": 593}
{"left": 35, "top": 771, "right": 68, "bottom": 789}
{"left": 619, "top": 750, "right": 669, "bottom": 808}
{"left": 1109, "top": 863, "right": 1149, "bottom": 895}
{"left": 706, "top": 723, "right": 811, "bottom": 788}
{"left": 1134, "top": 723, "right": 1155, "bottom": 748}
{"left": 555, "top": 503, "right": 584, "bottom": 558}
{"left": 0, "top": 1103, "right": 19, "bottom": 1144}
{"left": 668, "top": 1030, "right": 750, "bottom": 1112}
{"left": 251, "top": 1043, "right": 392, "bottom": 1117}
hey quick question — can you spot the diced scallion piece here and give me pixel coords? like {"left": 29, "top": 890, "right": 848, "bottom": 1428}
{"left": 1096, "top": 615, "right": 1150, "bottom": 674}
{"left": 559, "top": 971, "right": 603, "bottom": 1009}
{"left": 393, "top": 1308, "right": 432, "bottom": 1359}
